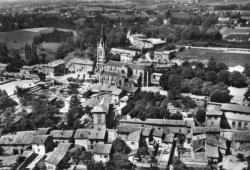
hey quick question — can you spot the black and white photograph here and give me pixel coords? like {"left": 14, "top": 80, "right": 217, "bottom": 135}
{"left": 0, "top": 0, "right": 250, "bottom": 169}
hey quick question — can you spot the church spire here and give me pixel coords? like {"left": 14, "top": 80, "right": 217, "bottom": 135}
{"left": 99, "top": 24, "right": 106, "bottom": 48}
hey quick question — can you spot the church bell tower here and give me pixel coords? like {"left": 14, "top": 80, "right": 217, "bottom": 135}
{"left": 96, "top": 25, "right": 106, "bottom": 71}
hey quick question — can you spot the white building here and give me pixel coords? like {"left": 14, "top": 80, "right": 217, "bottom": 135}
{"left": 93, "top": 144, "right": 112, "bottom": 163}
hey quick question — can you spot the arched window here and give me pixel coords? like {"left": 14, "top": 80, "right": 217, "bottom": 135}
{"left": 232, "top": 121, "right": 236, "bottom": 127}
{"left": 238, "top": 122, "right": 242, "bottom": 129}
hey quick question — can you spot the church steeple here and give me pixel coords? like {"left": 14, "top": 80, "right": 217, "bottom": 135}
{"left": 96, "top": 24, "right": 106, "bottom": 71}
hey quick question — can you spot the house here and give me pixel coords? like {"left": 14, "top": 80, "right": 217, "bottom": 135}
{"left": 232, "top": 131, "right": 250, "bottom": 152}
{"left": 206, "top": 104, "right": 223, "bottom": 127}
{"left": 152, "top": 127, "right": 164, "bottom": 144}
{"left": 192, "top": 127, "right": 220, "bottom": 136}
{"left": 110, "top": 48, "right": 138, "bottom": 63}
{"left": 0, "top": 131, "right": 36, "bottom": 155}
{"left": 126, "top": 129, "right": 141, "bottom": 151}
{"left": 220, "top": 27, "right": 250, "bottom": 42}
{"left": 92, "top": 97, "right": 111, "bottom": 129}
{"left": 42, "top": 60, "right": 65, "bottom": 78}
{"left": 66, "top": 58, "right": 94, "bottom": 73}
{"left": 0, "top": 63, "right": 8, "bottom": 73}
{"left": 221, "top": 104, "right": 250, "bottom": 130}
{"left": 44, "top": 143, "right": 71, "bottom": 170}
{"left": 88, "top": 129, "right": 107, "bottom": 150}
{"left": 17, "top": 151, "right": 44, "bottom": 170}
{"left": 117, "top": 125, "right": 140, "bottom": 135}
{"left": 93, "top": 144, "right": 112, "bottom": 163}
{"left": 49, "top": 130, "right": 75, "bottom": 143}
{"left": 31, "top": 135, "right": 54, "bottom": 155}
{"left": 150, "top": 73, "right": 162, "bottom": 85}
{"left": 74, "top": 128, "right": 90, "bottom": 150}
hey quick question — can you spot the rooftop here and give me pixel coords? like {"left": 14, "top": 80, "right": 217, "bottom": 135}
{"left": 127, "top": 129, "right": 141, "bottom": 142}
{"left": 192, "top": 127, "right": 220, "bottom": 134}
{"left": 74, "top": 129, "right": 91, "bottom": 139}
{"left": 233, "top": 131, "right": 250, "bottom": 142}
{"left": 221, "top": 104, "right": 250, "bottom": 114}
{"left": 88, "top": 130, "right": 106, "bottom": 140}
{"left": 31, "top": 135, "right": 51, "bottom": 145}
{"left": 50, "top": 130, "right": 74, "bottom": 139}
{"left": 93, "top": 144, "right": 112, "bottom": 155}
{"left": 43, "top": 59, "right": 65, "bottom": 68}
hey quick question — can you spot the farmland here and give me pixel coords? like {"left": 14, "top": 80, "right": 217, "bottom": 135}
{"left": 0, "top": 27, "right": 77, "bottom": 49}
{"left": 176, "top": 48, "right": 250, "bottom": 67}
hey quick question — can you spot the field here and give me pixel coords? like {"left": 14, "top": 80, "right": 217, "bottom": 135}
{"left": 40, "top": 42, "right": 61, "bottom": 52}
{"left": 176, "top": 49, "right": 250, "bottom": 67}
{"left": 0, "top": 27, "right": 78, "bottom": 49}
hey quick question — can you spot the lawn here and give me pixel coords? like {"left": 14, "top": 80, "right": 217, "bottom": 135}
{"left": 176, "top": 49, "right": 250, "bottom": 67}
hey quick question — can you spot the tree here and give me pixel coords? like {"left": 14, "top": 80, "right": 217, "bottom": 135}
{"left": 229, "top": 71, "right": 248, "bottom": 88}
{"left": 196, "top": 109, "right": 206, "bottom": 123}
{"left": 188, "top": 78, "right": 203, "bottom": 95}
{"left": 38, "top": 72, "right": 46, "bottom": 82}
{"left": 210, "top": 90, "right": 232, "bottom": 103}
{"left": 167, "top": 74, "right": 182, "bottom": 91}
{"left": 182, "top": 67, "right": 195, "bottom": 79}
{"left": 202, "top": 81, "right": 214, "bottom": 96}
{"left": 110, "top": 138, "right": 131, "bottom": 157}
{"left": 159, "top": 73, "right": 170, "bottom": 90}
{"left": 67, "top": 95, "right": 83, "bottom": 127}
{"left": 244, "top": 63, "right": 250, "bottom": 77}
{"left": 205, "top": 71, "right": 217, "bottom": 83}
{"left": 170, "top": 111, "right": 183, "bottom": 120}
{"left": 217, "top": 70, "right": 230, "bottom": 84}
{"left": 206, "top": 57, "right": 217, "bottom": 72}
{"left": 195, "top": 68, "right": 206, "bottom": 80}
{"left": 0, "top": 90, "right": 17, "bottom": 110}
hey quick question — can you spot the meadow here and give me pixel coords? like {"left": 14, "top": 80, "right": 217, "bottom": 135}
{"left": 176, "top": 48, "right": 250, "bottom": 67}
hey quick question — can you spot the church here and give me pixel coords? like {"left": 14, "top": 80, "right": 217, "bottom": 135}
{"left": 95, "top": 26, "right": 152, "bottom": 87}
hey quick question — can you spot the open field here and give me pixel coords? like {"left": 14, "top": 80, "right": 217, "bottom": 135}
{"left": 176, "top": 49, "right": 250, "bottom": 67}
{"left": 40, "top": 42, "right": 61, "bottom": 52}
{"left": 0, "top": 27, "right": 78, "bottom": 49}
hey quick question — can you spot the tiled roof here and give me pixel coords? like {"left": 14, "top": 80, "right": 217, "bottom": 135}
{"left": 127, "top": 129, "right": 141, "bottom": 142}
{"left": 206, "top": 109, "right": 223, "bottom": 116}
{"left": 31, "top": 135, "right": 51, "bottom": 145}
{"left": 112, "top": 88, "right": 123, "bottom": 95}
{"left": 92, "top": 105, "right": 106, "bottom": 113}
{"left": 119, "top": 118, "right": 186, "bottom": 127}
{"left": 142, "top": 127, "right": 152, "bottom": 137}
{"left": 0, "top": 135, "right": 15, "bottom": 145}
{"left": 152, "top": 128, "right": 164, "bottom": 138}
{"left": 221, "top": 104, "right": 250, "bottom": 114}
{"left": 164, "top": 134, "right": 174, "bottom": 143}
{"left": 12, "top": 131, "right": 36, "bottom": 145}
{"left": 121, "top": 86, "right": 138, "bottom": 93}
{"left": 43, "top": 60, "right": 65, "bottom": 68}
{"left": 74, "top": 129, "right": 91, "bottom": 139}
{"left": 233, "top": 131, "right": 250, "bottom": 142}
{"left": 50, "top": 130, "right": 74, "bottom": 139}
{"left": 67, "top": 58, "right": 94, "bottom": 65}
{"left": 36, "top": 127, "right": 51, "bottom": 135}
{"left": 45, "top": 148, "right": 68, "bottom": 166}
{"left": 107, "top": 129, "right": 117, "bottom": 144}
{"left": 88, "top": 130, "right": 106, "bottom": 140}
{"left": 117, "top": 125, "right": 140, "bottom": 134}
{"left": 206, "top": 144, "right": 219, "bottom": 158}
{"left": 192, "top": 127, "right": 220, "bottom": 134}
{"left": 0, "top": 63, "right": 8, "bottom": 67}
{"left": 93, "top": 144, "right": 112, "bottom": 155}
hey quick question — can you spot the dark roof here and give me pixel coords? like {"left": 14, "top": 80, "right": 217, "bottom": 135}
{"left": 50, "top": 130, "right": 75, "bottom": 139}
{"left": 36, "top": 128, "right": 51, "bottom": 135}
{"left": 31, "top": 135, "right": 51, "bottom": 145}
{"left": 233, "top": 131, "right": 250, "bottom": 142}
{"left": 221, "top": 104, "right": 250, "bottom": 114}
{"left": 74, "top": 129, "right": 91, "bottom": 139}
{"left": 93, "top": 144, "right": 112, "bottom": 155}
{"left": 192, "top": 127, "right": 220, "bottom": 134}
{"left": 117, "top": 125, "right": 140, "bottom": 134}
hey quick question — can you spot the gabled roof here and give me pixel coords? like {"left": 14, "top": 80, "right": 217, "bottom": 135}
{"left": 67, "top": 58, "right": 94, "bottom": 65}
{"left": 221, "top": 104, "right": 250, "bottom": 114}
{"left": 31, "top": 135, "right": 51, "bottom": 145}
{"left": 43, "top": 60, "right": 65, "bottom": 68}
{"left": 88, "top": 130, "right": 106, "bottom": 140}
{"left": 36, "top": 127, "right": 51, "bottom": 135}
{"left": 206, "top": 109, "right": 223, "bottom": 116}
{"left": 164, "top": 134, "right": 174, "bottom": 143}
{"left": 45, "top": 148, "right": 68, "bottom": 166}
{"left": 50, "top": 130, "right": 75, "bottom": 139}
{"left": 152, "top": 128, "right": 164, "bottom": 138}
{"left": 74, "top": 129, "right": 91, "bottom": 139}
{"left": 12, "top": 131, "right": 36, "bottom": 145}
{"left": 93, "top": 144, "right": 112, "bottom": 155}
{"left": 117, "top": 125, "right": 140, "bottom": 134}
{"left": 142, "top": 127, "right": 152, "bottom": 137}
{"left": 127, "top": 129, "right": 141, "bottom": 142}
{"left": 206, "top": 144, "right": 219, "bottom": 158}
{"left": 233, "top": 131, "right": 250, "bottom": 142}
{"left": 192, "top": 127, "right": 220, "bottom": 134}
